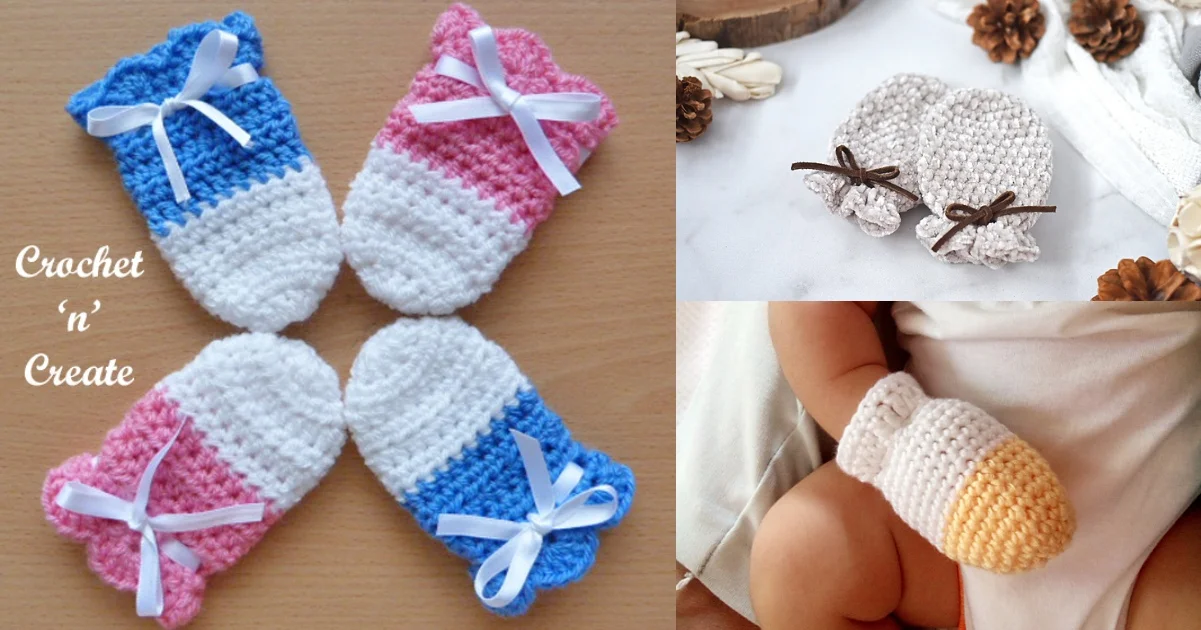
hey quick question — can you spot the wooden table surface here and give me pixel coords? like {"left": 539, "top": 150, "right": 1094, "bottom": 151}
{"left": 0, "top": 1, "right": 674, "bottom": 627}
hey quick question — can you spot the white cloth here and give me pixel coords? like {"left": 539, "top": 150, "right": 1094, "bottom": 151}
{"left": 895, "top": 302, "right": 1201, "bottom": 630}
{"left": 675, "top": 302, "right": 823, "bottom": 624}
{"left": 928, "top": 0, "right": 1201, "bottom": 225}
{"left": 1181, "top": 25, "right": 1201, "bottom": 85}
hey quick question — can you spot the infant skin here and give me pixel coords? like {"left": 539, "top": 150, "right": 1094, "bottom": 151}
{"left": 750, "top": 302, "right": 1201, "bottom": 630}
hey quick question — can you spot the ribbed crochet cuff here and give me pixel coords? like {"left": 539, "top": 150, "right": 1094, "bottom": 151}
{"left": 836, "top": 371, "right": 928, "bottom": 485}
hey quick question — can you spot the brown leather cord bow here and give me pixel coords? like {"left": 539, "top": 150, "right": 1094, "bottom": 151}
{"left": 932, "top": 191, "right": 1056, "bottom": 252}
{"left": 791, "top": 145, "right": 919, "bottom": 202}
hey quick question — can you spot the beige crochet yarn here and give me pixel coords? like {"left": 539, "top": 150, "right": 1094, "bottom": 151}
{"left": 802, "top": 74, "right": 949, "bottom": 237}
{"left": 915, "top": 88, "right": 1055, "bottom": 268}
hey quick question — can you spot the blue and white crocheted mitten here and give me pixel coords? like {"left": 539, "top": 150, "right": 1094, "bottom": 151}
{"left": 345, "top": 316, "right": 635, "bottom": 616}
{"left": 66, "top": 12, "right": 340, "bottom": 332}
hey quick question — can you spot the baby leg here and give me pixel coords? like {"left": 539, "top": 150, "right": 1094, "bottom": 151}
{"left": 1126, "top": 502, "right": 1201, "bottom": 629}
{"left": 750, "top": 461, "right": 959, "bottom": 630}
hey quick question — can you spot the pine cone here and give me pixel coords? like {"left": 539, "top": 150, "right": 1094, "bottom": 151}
{"left": 677, "top": 76, "right": 712, "bottom": 143}
{"left": 967, "top": 0, "right": 1047, "bottom": 64}
{"left": 1068, "top": 0, "right": 1144, "bottom": 63}
{"left": 1092, "top": 257, "right": 1201, "bottom": 301}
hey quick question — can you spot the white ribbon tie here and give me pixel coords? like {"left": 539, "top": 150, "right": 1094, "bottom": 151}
{"left": 409, "top": 26, "right": 603, "bottom": 196}
{"left": 54, "top": 420, "right": 266, "bottom": 618}
{"left": 435, "top": 429, "right": 619, "bottom": 608}
{"left": 86, "top": 29, "right": 260, "bottom": 203}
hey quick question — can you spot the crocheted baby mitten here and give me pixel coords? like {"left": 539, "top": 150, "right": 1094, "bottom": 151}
{"left": 42, "top": 334, "right": 344, "bottom": 628}
{"left": 838, "top": 372, "right": 1075, "bottom": 574}
{"left": 341, "top": 3, "right": 617, "bottom": 315}
{"left": 914, "top": 88, "right": 1056, "bottom": 268}
{"left": 67, "top": 12, "right": 341, "bottom": 332}
{"left": 793, "top": 74, "right": 948, "bottom": 236}
{"left": 345, "top": 316, "right": 634, "bottom": 615}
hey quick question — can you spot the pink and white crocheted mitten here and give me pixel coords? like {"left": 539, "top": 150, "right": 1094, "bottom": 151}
{"left": 42, "top": 334, "right": 343, "bottom": 628}
{"left": 341, "top": 3, "right": 617, "bottom": 315}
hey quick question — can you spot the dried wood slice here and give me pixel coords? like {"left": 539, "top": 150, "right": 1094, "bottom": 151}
{"left": 678, "top": 0, "right": 863, "bottom": 48}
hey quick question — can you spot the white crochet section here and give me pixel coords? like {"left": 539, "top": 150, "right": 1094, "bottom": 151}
{"left": 161, "top": 333, "right": 346, "bottom": 512}
{"left": 837, "top": 372, "right": 930, "bottom": 484}
{"left": 915, "top": 88, "right": 1053, "bottom": 268}
{"left": 153, "top": 157, "right": 342, "bottom": 333}
{"left": 837, "top": 372, "right": 1011, "bottom": 549}
{"left": 804, "top": 74, "right": 948, "bottom": 236}
{"left": 881, "top": 398, "right": 1011, "bottom": 549}
{"left": 344, "top": 316, "right": 528, "bottom": 501}
{"left": 341, "top": 146, "right": 531, "bottom": 316}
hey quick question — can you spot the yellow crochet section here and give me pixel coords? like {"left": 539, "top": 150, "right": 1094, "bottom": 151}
{"left": 942, "top": 437, "right": 1075, "bottom": 573}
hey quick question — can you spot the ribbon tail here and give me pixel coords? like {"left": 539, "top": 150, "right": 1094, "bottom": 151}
{"left": 510, "top": 429, "right": 558, "bottom": 514}
{"left": 510, "top": 108, "right": 581, "bottom": 195}
{"left": 185, "top": 100, "right": 252, "bottom": 148}
{"left": 55, "top": 482, "right": 133, "bottom": 522}
{"left": 551, "top": 463, "right": 585, "bottom": 503}
{"left": 149, "top": 502, "right": 266, "bottom": 533}
{"left": 550, "top": 484, "right": 621, "bottom": 529}
{"left": 218, "top": 63, "right": 259, "bottom": 90}
{"left": 410, "top": 97, "right": 507, "bottom": 124}
{"left": 436, "top": 513, "right": 525, "bottom": 540}
{"left": 161, "top": 539, "right": 201, "bottom": 572}
{"left": 135, "top": 531, "right": 164, "bottom": 617}
{"left": 152, "top": 116, "right": 190, "bottom": 203}
{"left": 475, "top": 531, "right": 542, "bottom": 609}
{"left": 522, "top": 93, "right": 603, "bottom": 122}
{"left": 178, "top": 30, "right": 241, "bottom": 100}
{"left": 86, "top": 104, "right": 162, "bottom": 137}
{"left": 433, "top": 55, "right": 485, "bottom": 89}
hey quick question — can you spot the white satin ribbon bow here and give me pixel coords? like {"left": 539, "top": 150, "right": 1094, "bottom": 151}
{"left": 54, "top": 420, "right": 266, "bottom": 618}
{"left": 435, "top": 429, "right": 619, "bottom": 608}
{"left": 85, "top": 29, "right": 260, "bottom": 203}
{"left": 409, "top": 25, "right": 603, "bottom": 196}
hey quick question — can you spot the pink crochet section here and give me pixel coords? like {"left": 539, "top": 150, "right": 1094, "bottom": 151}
{"left": 375, "top": 3, "right": 617, "bottom": 230}
{"left": 42, "top": 387, "right": 280, "bottom": 629}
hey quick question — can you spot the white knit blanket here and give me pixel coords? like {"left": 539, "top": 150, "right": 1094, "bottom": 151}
{"left": 927, "top": 0, "right": 1201, "bottom": 226}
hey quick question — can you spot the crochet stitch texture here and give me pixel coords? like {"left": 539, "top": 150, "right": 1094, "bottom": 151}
{"left": 915, "top": 88, "right": 1055, "bottom": 268}
{"left": 341, "top": 3, "right": 617, "bottom": 315}
{"left": 804, "top": 74, "right": 948, "bottom": 236}
{"left": 67, "top": 12, "right": 341, "bottom": 332}
{"left": 837, "top": 372, "right": 1075, "bottom": 574}
{"left": 42, "top": 334, "right": 344, "bottom": 628}
{"left": 344, "top": 316, "right": 635, "bottom": 615}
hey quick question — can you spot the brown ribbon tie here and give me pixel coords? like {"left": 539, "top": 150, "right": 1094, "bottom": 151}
{"left": 791, "top": 145, "right": 919, "bottom": 202}
{"left": 932, "top": 191, "right": 1056, "bottom": 252}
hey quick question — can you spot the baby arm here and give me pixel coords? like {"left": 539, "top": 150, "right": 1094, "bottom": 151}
{"left": 767, "top": 301, "right": 887, "bottom": 440}
{"left": 767, "top": 301, "right": 1074, "bottom": 574}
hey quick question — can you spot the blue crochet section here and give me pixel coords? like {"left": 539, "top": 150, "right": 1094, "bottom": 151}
{"left": 406, "top": 387, "right": 636, "bottom": 616}
{"left": 65, "top": 12, "right": 311, "bottom": 237}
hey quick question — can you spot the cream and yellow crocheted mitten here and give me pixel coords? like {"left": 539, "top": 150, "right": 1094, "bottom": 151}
{"left": 837, "top": 372, "right": 1075, "bottom": 573}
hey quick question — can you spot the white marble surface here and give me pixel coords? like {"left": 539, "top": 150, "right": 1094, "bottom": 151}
{"left": 677, "top": 0, "right": 1172, "bottom": 300}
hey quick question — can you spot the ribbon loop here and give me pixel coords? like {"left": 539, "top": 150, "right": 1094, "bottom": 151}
{"left": 932, "top": 191, "right": 1057, "bottom": 252}
{"left": 85, "top": 29, "right": 260, "bottom": 203}
{"left": 435, "top": 429, "right": 620, "bottom": 609}
{"left": 54, "top": 420, "right": 266, "bottom": 618}
{"left": 409, "top": 25, "right": 604, "bottom": 196}
{"left": 790, "top": 145, "right": 920, "bottom": 202}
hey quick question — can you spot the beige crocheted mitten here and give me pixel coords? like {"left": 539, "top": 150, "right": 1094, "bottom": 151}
{"left": 915, "top": 88, "right": 1056, "bottom": 268}
{"left": 795, "top": 74, "right": 949, "bottom": 237}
